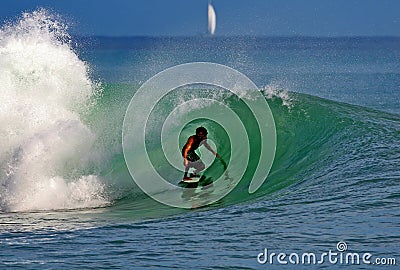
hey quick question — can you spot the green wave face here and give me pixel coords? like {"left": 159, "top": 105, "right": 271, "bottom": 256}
{"left": 87, "top": 83, "right": 399, "bottom": 218}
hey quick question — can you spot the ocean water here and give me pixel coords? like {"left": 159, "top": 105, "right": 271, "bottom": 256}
{"left": 1, "top": 9, "right": 399, "bottom": 269}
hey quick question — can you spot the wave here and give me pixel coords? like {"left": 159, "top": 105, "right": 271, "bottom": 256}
{"left": 94, "top": 82, "right": 399, "bottom": 214}
{"left": 1, "top": 9, "right": 398, "bottom": 215}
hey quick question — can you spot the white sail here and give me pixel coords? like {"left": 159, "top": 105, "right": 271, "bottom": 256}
{"left": 208, "top": 3, "right": 216, "bottom": 35}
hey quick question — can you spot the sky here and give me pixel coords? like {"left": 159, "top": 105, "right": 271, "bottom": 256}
{"left": 0, "top": 0, "right": 400, "bottom": 37}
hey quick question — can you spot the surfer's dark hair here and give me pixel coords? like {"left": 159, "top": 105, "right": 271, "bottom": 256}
{"left": 196, "top": 127, "right": 208, "bottom": 135}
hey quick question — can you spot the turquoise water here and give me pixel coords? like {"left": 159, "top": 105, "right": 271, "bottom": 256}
{"left": 0, "top": 10, "right": 399, "bottom": 269}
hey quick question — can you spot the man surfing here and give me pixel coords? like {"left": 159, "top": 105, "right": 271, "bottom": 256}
{"left": 182, "top": 127, "right": 220, "bottom": 181}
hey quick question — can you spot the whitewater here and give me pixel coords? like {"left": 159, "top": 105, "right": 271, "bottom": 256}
{"left": 0, "top": 9, "right": 109, "bottom": 211}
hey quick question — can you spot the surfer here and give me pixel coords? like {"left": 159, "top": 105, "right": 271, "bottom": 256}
{"left": 182, "top": 127, "right": 220, "bottom": 181}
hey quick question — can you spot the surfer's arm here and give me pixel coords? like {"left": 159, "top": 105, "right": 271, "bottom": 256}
{"left": 203, "top": 141, "right": 220, "bottom": 158}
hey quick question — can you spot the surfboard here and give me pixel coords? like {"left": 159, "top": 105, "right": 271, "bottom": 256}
{"left": 178, "top": 175, "right": 213, "bottom": 188}
{"left": 180, "top": 177, "right": 201, "bottom": 183}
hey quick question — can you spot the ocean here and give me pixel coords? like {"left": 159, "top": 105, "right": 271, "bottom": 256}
{"left": 0, "top": 9, "right": 399, "bottom": 269}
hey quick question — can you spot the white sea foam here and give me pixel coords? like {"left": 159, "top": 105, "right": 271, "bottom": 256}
{"left": 261, "top": 83, "right": 294, "bottom": 109}
{"left": 0, "top": 9, "right": 109, "bottom": 212}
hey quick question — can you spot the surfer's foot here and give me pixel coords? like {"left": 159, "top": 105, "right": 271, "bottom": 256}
{"left": 189, "top": 173, "right": 200, "bottom": 178}
{"left": 183, "top": 176, "right": 192, "bottom": 181}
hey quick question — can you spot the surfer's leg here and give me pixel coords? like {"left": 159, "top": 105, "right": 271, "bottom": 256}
{"left": 183, "top": 158, "right": 198, "bottom": 180}
{"left": 186, "top": 151, "right": 203, "bottom": 175}
{"left": 183, "top": 163, "right": 191, "bottom": 179}
{"left": 192, "top": 160, "right": 205, "bottom": 175}
{"left": 183, "top": 151, "right": 202, "bottom": 179}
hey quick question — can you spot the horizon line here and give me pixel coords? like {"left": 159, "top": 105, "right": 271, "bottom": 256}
{"left": 72, "top": 34, "right": 400, "bottom": 39}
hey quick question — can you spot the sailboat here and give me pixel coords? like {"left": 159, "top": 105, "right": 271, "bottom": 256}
{"left": 208, "top": 2, "right": 216, "bottom": 35}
